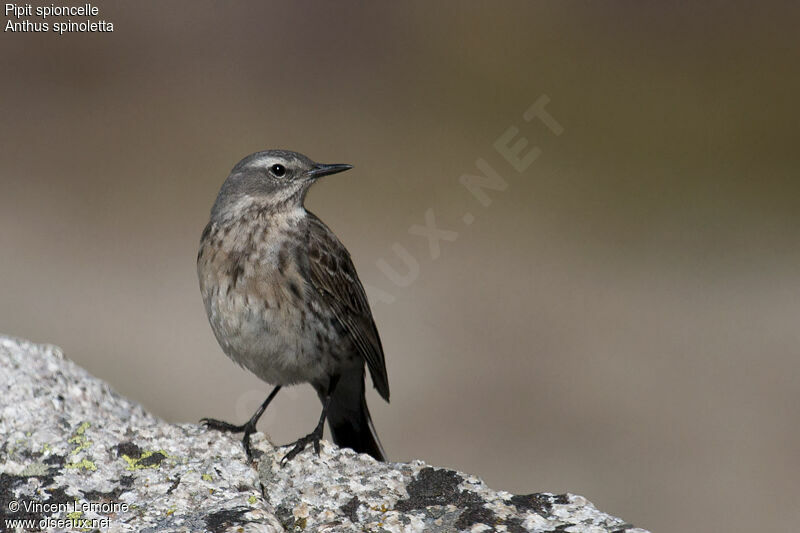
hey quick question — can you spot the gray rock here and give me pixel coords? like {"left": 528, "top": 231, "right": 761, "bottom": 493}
{"left": 0, "top": 335, "right": 649, "bottom": 532}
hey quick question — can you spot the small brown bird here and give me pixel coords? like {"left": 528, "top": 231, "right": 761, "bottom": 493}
{"left": 197, "top": 150, "right": 389, "bottom": 462}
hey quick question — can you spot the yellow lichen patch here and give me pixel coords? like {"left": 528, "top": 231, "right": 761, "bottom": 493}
{"left": 121, "top": 449, "right": 170, "bottom": 471}
{"left": 68, "top": 421, "right": 93, "bottom": 455}
{"left": 65, "top": 458, "right": 97, "bottom": 471}
{"left": 70, "top": 421, "right": 91, "bottom": 438}
{"left": 248, "top": 495, "right": 258, "bottom": 505}
{"left": 201, "top": 473, "right": 213, "bottom": 481}
{"left": 69, "top": 441, "right": 92, "bottom": 455}
{"left": 67, "top": 510, "right": 93, "bottom": 532}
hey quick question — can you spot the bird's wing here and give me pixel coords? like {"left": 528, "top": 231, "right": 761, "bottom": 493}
{"left": 305, "top": 212, "right": 390, "bottom": 401}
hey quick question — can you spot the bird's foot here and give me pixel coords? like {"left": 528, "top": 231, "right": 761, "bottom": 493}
{"left": 280, "top": 427, "right": 324, "bottom": 465}
{"left": 200, "top": 417, "right": 247, "bottom": 433}
{"left": 200, "top": 417, "right": 257, "bottom": 460}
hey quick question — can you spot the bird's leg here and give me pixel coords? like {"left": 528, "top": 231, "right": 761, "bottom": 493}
{"left": 201, "top": 385, "right": 281, "bottom": 458}
{"left": 281, "top": 376, "right": 339, "bottom": 464}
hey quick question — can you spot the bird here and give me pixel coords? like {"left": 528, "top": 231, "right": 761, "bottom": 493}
{"left": 197, "top": 149, "right": 389, "bottom": 463}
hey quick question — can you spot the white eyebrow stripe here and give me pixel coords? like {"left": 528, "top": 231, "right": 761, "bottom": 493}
{"left": 249, "top": 156, "right": 278, "bottom": 169}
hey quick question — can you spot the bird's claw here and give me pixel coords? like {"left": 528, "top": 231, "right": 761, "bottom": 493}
{"left": 280, "top": 432, "right": 322, "bottom": 465}
{"left": 200, "top": 417, "right": 247, "bottom": 433}
{"left": 200, "top": 417, "right": 257, "bottom": 460}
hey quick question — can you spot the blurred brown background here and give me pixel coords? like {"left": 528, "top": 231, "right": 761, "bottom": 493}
{"left": 2, "top": 2, "right": 799, "bottom": 532}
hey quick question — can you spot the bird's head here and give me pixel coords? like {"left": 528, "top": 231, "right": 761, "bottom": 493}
{"left": 211, "top": 149, "right": 352, "bottom": 220}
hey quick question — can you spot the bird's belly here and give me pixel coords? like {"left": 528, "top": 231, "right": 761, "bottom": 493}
{"left": 201, "top": 273, "right": 342, "bottom": 387}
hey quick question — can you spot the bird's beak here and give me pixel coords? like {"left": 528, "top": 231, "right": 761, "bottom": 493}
{"left": 308, "top": 163, "right": 353, "bottom": 179}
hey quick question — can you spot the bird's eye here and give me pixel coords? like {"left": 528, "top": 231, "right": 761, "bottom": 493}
{"left": 270, "top": 164, "right": 286, "bottom": 177}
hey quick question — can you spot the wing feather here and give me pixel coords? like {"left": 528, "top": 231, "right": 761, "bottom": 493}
{"left": 305, "top": 212, "right": 390, "bottom": 400}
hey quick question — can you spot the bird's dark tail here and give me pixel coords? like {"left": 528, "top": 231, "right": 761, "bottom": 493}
{"left": 326, "top": 368, "right": 386, "bottom": 461}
